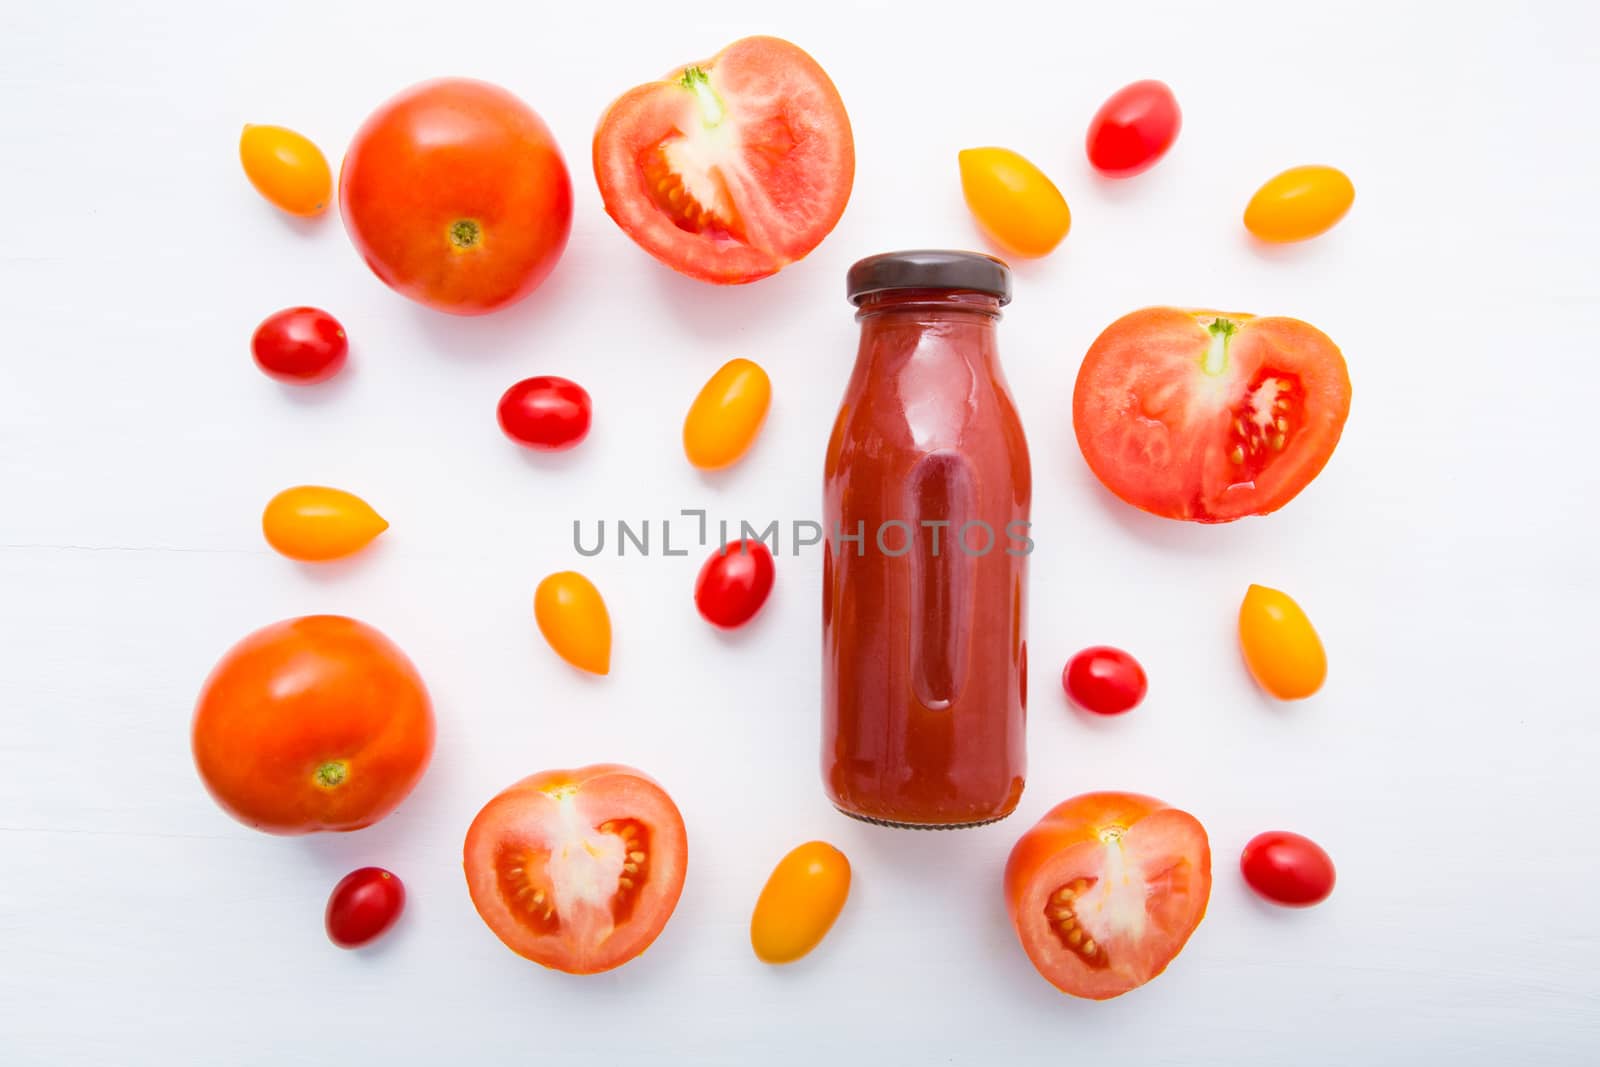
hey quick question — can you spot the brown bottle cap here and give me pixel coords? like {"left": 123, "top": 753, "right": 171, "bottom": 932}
{"left": 846, "top": 249, "right": 1013, "bottom": 306}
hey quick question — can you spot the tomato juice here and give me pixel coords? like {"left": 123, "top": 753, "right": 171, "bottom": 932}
{"left": 823, "top": 251, "right": 1031, "bottom": 827}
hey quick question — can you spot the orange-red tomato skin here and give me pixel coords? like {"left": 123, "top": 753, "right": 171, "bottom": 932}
{"left": 340, "top": 78, "right": 573, "bottom": 315}
{"left": 192, "top": 615, "right": 434, "bottom": 835}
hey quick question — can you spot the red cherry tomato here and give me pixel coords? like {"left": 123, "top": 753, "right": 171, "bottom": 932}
{"left": 498, "top": 376, "right": 592, "bottom": 451}
{"left": 695, "top": 539, "right": 774, "bottom": 628}
{"left": 1240, "top": 831, "right": 1336, "bottom": 907}
{"left": 1062, "top": 646, "right": 1147, "bottom": 715}
{"left": 325, "top": 867, "right": 406, "bottom": 948}
{"left": 251, "top": 307, "right": 347, "bottom": 384}
{"left": 1086, "top": 80, "right": 1181, "bottom": 178}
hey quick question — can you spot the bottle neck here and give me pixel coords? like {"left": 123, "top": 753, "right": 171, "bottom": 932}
{"left": 854, "top": 289, "right": 1004, "bottom": 323}
{"left": 852, "top": 289, "right": 1002, "bottom": 379}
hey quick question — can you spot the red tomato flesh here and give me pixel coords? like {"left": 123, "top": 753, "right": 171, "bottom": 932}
{"left": 463, "top": 765, "right": 688, "bottom": 974}
{"left": 593, "top": 36, "right": 854, "bottom": 283}
{"left": 1240, "top": 831, "right": 1336, "bottom": 906}
{"left": 326, "top": 867, "right": 405, "bottom": 948}
{"left": 1005, "top": 792, "right": 1211, "bottom": 1000}
{"left": 1073, "top": 307, "right": 1352, "bottom": 522}
{"left": 1086, "top": 80, "right": 1181, "bottom": 178}
{"left": 695, "top": 539, "right": 775, "bottom": 628}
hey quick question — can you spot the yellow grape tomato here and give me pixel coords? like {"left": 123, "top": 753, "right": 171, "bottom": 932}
{"left": 683, "top": 358, "right": 771, "bottom": 470}
{"left": 750, "top": 841, "right": 852, "bottom": 964}
{"left": 240, "top": 124, "right": 332, "bottom": 217}
{"left": 958, "top": 147, "right": 1071, "bottom": 258}
{"left": 1244, "top": 165, "right": 1354, "bottom": 243}
{"left": 534, "top": 571, "right": 612, "bottom": 675}
{"left": 261, "top": 486, "right": 387, "bottom": 562}
{"left": 1238, "top": 584, "right": 1327, "bottom": 700}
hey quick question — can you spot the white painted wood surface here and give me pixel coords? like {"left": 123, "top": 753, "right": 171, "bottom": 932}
{"left": 3, "top": 1, "right": 1596, "bottom": 1062}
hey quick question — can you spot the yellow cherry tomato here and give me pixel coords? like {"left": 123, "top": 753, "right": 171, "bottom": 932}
{"left": 958, "top": 147, "right": 1071, "bottom": 258}
{"left": 1244, "top": 165, "right": 1354, "bottom": 243}
{"left": 261, "top": 486, "right": 387, "bottom": 562}
{"left": 750, "top": 841, "right": 851, "bottom": 964}
{"left": 683, "top": 358, "right": 771, "bottom": 470}
{"left": 534, "top": 571, "right": 612, "bottom": 675}
{"left": 239, "top": 124, "right": 332, "bottom": 217}
{"left": 1238, "top": 584, "right": 1327, "bottom": 699}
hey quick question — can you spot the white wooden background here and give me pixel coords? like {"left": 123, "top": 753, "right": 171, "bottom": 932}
{"left": 3, "top": 1, "right": 1597, "bottom": 1063}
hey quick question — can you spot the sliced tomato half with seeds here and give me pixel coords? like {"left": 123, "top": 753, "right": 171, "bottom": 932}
{"left": 1072, "top": 307, "right": 1352, "bottom": 522}
{"left": 592, "top": 35, "right": 854, "bottom": 284}
{"left": 464, "top": 764, "right": 687, "bottom": 974}
{"left": 1004, "top": 792, "right": 1211, "bottom": 1000}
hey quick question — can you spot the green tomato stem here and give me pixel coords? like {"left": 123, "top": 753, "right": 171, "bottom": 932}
{"left": 679, "top": 66, "right": 726, "bottom": 128}
{"left": 1202, "top": 318, "right": 1236, "bottom": 377}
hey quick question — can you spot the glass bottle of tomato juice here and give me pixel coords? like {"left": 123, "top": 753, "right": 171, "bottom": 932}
{"left": 823, "top": 251, "right": 1031, "bottom": 827}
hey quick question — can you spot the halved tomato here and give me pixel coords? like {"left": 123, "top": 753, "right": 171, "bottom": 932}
{"left": 464, "top": 765, "right": 687, "bottom": 974}
{"left": 1073, "top": 308, "right": 1351, "bottom": 522}
{"left": 1004, "top": 792, "right": 1211, "bottom": 1000}
{"left": 592, "top": 36, "right": 854, "bottom": 284}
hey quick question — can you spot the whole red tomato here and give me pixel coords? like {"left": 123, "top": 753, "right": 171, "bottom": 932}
{"left": 1085, "top": 80, "right": 1181, "bottom": 178}
{"left": 251, "top": 307, "right": 347, "bottom": 383}
{"left": 695, "top": 539, "right": 775, "bottom": 628}
{"left": 192, "top": 615, "right": 434, "bottom": 834}
{"left": 498, "top": 376, "right": 591, "bottom": 451}
{"left": 1062, "top": 646, "right": 1147, "bottom": 715}
{"left": 1240, "top": 831, "right": 1336, "bottom": 906}
{"left": 326, "top": 867, "right": 406, "bottom": 948}
{"left": 340, "top": 78, "right": 573, "bottom": 315}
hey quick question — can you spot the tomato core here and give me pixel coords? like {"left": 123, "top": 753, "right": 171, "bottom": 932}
{"left": 1039, "top": 822, "right": 1197, "bottom": 979}
{"left": 684, "top": 67, "right": 724, "bottom": 121}
{"left": 1201, "top": 317, "right": 1233, "bottom": 376}
{"left": 638, "top": 68, "right": 757, "bottom": 243}
{"left": 493, "top": 813, "right": 652, "bottom": 937}
{"left": 644, "top": 150, "right": 740, "bottom": 239}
